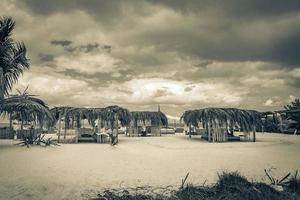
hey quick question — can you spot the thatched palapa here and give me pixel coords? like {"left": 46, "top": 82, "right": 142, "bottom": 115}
{"left": 128, "top": 111, "right": 168, "bottom": 136}
{"left": 181, "top": 108, "right": 262, "bottom": 142}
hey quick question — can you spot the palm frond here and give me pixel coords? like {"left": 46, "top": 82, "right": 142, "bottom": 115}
{"left": 0, "top": 17, "right": 30, "bottom": 98}
{"left": 131, "top": 111, "right": 168, "bottom": 127}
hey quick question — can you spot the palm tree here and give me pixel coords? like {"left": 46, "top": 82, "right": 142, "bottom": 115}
{"left": 284, "top": 99, "right": 300, "bottom": 134}
{"left": 0, "top": 17, "right": 29, "bottom": 100}
{"left": 0, "top": 88, "right": 53, "bottom": 131}
{"left": 101, "top": 105, "right": 131, "bottom": 144}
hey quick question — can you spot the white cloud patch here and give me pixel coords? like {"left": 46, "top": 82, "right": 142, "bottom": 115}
{"left": 264, "top": 99, "right": 274, "bottom": 106}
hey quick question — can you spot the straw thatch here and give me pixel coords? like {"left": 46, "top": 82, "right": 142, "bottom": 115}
{"left": 131, "top": 111, "right": 168, "bottom": 127}
{"left": 128, "top": 111, "right": 168, "bottom": 136}
{"left": 100, "top": 105, "right": 131, "bottom": 143}
{"left": 181, "top": 108, "right": 262, "bottom": 142}
{"left": 0, "top": 91, "right": 53, "bottom": 129}
{"left": 101, "top": 105, "right": 131, "bottom": 128}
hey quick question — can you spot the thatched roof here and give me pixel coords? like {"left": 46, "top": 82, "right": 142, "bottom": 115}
{"left": 131, "top": 111, "right": 168, "bottom": 126}
{"left": 181, "top": 107, "right": 262, "bottom": 132}
{"left": 50, "top": 106, "right": 168, "bottom": 128}
{"left": 101, "top": 105, "right": 131, "bottom": 127}
{"left": 0, "top": 93, "right": 53, "bottom": 126}
{"left": 50, "top": 106, "right": 74, "bottom": 120}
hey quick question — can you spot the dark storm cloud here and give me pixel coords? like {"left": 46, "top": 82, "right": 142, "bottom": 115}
{"left": 21, "top": 0, "right": 300, "bottom": 18}
{"left": 19, "top": 0, "right": 300, "bottom": 66}
{"left": 194, "top": 61, "right": 213, "bottom": 68}
{"left": 103, "top": 45, "right": 112, "bottom": 53}
{"left": 79, "top": 43, "right": 99, "bottom": 53}
{"left": 148, "top": 0, "right": 300, "bottom": 18}
{"left": 286, "top": 78, "right": 300, "bottom": 88}
{"left": 50, "top": 40, "right": 72, "bottom": 47}
{"left": 184, "top": 87, "right": 193, "bottom": 92}
{"left": 60, "top": 68, "right": 134, "bottom": 87}
{"left": 39, "top": 53, "right": 55, "bottom": 63}
{"left": 19, "top": 0, "right": 151, "bottom": 27}
{"left": 4, "top": 0, "right": 300, "bottom": 115}
{"left": 268, "top": 28, "right": 300, "bottom": 66}
{"left": 136, "top": 18, "right": 300, "bottom": 67}
{"left": 50, "top": 40, "right": 110, "bottom": 54}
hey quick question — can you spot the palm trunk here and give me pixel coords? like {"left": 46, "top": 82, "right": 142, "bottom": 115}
{"left": 20, "top": 112, "right": 24, "bottom": 130}
{"left": 252, "top": 124, "right": 256, "bottom": 142}
{"left": 63, "top": 114, "right": 67, "bottom": 142}
{"left": 58, "top": 112, "right": 62, "bottom": 143}
{"left": 272, "top": 113, "right": 276, "bottom": 124}
{"left": 159, "top": 124, "right": 162, "bottom": 136}
{"left": 208, "top": 121, "right": 211, "bottom": 142}
{"left": 205, "top": 122, "right": 208, "bottom": 136}
{"left": 21, "top": 120, "right": 24, "bottom": 130}
{"left": 9, "top": 113, "right": 12, "bottom": 130}
{"left": 97, "top": 118, "right": 100, "bottom": 129}
{"left": 0, "top": 68, "right": 4, "bottom": 101}
{"left": 71, "top": 116, "right": 74, "bottom": 128}
{"left": 9, "top": 112, "right": 15, "bottom": 139}
{"left": 116, "top": 115, "right": 119, "bottom": 143}
{"left": 278, "top": 114, "right": 283, "bottom": 133}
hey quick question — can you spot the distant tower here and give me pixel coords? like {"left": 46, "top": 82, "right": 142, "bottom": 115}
{"left": 158, "top": 104, "right": 160, "bottom": 112}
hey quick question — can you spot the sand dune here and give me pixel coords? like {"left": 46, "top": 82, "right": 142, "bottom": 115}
{"left": 0, "top": 133, "right": 299, "bottom": 200}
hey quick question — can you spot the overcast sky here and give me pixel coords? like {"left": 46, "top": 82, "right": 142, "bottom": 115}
{"left": 3, "top": 0, "right": 300, "bottom": 117}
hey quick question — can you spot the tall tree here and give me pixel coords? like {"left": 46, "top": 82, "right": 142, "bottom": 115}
{"left": 285, "top": 99, "right": 300, "bottom": 134}
{"left": 0, "top": 16, "right": 29, "bottom": 101}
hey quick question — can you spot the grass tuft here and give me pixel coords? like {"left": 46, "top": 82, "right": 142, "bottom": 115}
{"left": 93, "top": 171, "right": 300, "bottom": 200}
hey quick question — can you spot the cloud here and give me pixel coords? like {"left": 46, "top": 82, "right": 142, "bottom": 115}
{"left": 3, "top": 0, "right": 300, "bottom": 116}
{"left": 263, "top": 97, "right": 287, "bottom": 107}
{"left": 38, "top": 53, "right": 55, "bottom": 63}
{"left": 264, "top": 99, "right": 274, "bottom": 106}
{"left": 53, "top": 52, "right": 125, "bottom": 74}
{"left": 51, "top": 40, "right": 112, "bottom": 54}
{"left": 50, "top": 40, "right": 72, "bottom": 47}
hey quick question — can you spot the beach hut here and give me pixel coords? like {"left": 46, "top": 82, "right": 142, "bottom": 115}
{"left": 51, "top": 106, "right": 74, "bottom": 142}
{"left": 101, "top": 105, "right": 131, "bottom": 144}
{"left": 181, "top": 108, "right": 262, "bottom": 142}
{"left": 0, "top": 91, "right": 53, "bottom": 139}
{"left": 128, "top": 111, "right": 168, "bottom": 136}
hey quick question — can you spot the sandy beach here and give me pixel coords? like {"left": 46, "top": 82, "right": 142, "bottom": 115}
{"left": 0, "top": 133, "right": 299, "bottom": 200}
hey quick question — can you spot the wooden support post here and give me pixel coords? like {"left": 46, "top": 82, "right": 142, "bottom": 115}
{"left": 208, "top": 121, "right": 211, "bottom": 142}
{"left": 58, "top": 112, "right": 62, "bottom": 143}
{"left": 272, "top": 113, "right": 276, "bottom": 124}
{"left": 212, "top": 122, "right": 215, "bottom": 143}
{"left": 116, "top": 115, "right": 119, "bottom": 143}
{"left": 63, "top": 113, "right": 67, "bottom": 143}
{"left": 252, "top": 124, "right": 256, "bottom": 142}
{"left": 97, "top": 118, "right": 101, "bottom": 130}
{"left": 9, "top": 113, "right": 12, "bottom": 130}
{"left": 0, "top": 68, "right": 4, "bottom": 100}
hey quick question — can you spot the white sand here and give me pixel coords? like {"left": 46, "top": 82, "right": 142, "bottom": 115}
{"left": 0, "top": 133, "right": 299, "bottom": 200}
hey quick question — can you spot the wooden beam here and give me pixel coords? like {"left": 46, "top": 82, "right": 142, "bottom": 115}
{"left": 58, "top": 112, "right": 62, "bottom": 143}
